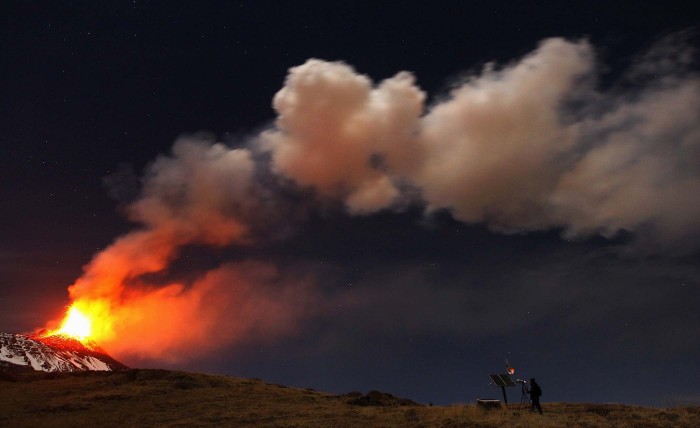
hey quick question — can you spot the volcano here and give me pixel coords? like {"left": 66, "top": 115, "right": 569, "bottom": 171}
{"left": 0, "top": 332, "right": 127, "bottom": 372}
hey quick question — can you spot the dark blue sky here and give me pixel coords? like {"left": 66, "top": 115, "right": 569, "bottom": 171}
{"left": 2, "top": 1, "right": 699, "bottom": 406}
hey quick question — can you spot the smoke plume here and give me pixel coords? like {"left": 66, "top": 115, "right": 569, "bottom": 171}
{"left": 262, "top": 37, "right": 700, "bottom": 248}
{"left": 65, "top": 138, "right": 314, "bottom": 360}
{"left": 63, "top": 35, "right": 699, "bottom": 360}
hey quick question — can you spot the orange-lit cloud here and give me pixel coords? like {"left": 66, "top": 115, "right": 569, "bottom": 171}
{"left": 69, "top": 262, "right": 314, "bottom": 361}
{"left": 57, "top": 138, "right": 315, "bottom": 360}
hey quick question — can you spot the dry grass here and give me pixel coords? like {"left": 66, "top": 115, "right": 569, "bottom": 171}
{"left": 1, "top": 369, "right": 698, "bottom": 427}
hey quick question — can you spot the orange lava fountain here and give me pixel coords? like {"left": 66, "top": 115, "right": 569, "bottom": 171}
{"left": 40, "top": 299, "right": 116, "bottom": 347}
{"left": 55, "top": 306, "right": 92, "bottom": 341}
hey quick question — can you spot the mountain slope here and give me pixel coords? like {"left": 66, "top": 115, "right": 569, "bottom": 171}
{"left": 0, "top": 332, "right": 127, "bottom": 372}
{"left": 0, "top": 369, "right": 698, "bottom": 427}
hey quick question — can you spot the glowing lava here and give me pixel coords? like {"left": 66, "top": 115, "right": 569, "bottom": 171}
{"left": 54, "top": 306, "right": 93, "bottom": 341}
{"left": 34, "top": 301, "right": 118, "bottom": 352}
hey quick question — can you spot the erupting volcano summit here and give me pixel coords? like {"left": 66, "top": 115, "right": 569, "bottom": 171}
{"left": 0, "top": 332, "right": 127, "bottom": 372}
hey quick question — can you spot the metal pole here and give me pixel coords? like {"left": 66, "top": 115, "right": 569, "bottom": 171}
{"left": 501, "top": 386, "right": 508, "bottom": 405}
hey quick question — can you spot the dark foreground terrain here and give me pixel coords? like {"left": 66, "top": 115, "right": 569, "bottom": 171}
{"left": 1, "top": 369, "right": 698, "bottom": 427}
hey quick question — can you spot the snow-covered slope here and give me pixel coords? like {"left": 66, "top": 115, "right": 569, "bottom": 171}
{"left": 0, "top": 332, "right": 127, "bottom": 372}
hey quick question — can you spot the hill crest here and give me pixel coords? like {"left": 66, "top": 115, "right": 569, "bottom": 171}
{"left": 1, "top": 368, "right": 698, "bottom": 427}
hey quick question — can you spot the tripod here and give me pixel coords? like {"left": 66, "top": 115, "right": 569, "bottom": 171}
{"left": 520, "top": 382, "right": 531, "bottom": 406}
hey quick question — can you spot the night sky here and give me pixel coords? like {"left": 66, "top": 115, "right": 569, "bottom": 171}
{"left": 2, "top": 1, "right": 700, "bottom": 406}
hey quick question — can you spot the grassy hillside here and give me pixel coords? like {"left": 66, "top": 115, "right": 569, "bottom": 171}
{"left": 1, "top": 369, "right": 698, "bottom": 427}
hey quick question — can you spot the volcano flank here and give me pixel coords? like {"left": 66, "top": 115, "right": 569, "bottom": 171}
{"left": 0, "top": 333, "right": 127, "bottom": 373}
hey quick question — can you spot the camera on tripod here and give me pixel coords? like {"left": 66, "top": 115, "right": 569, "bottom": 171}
{"left": 516, "top": 379, "right": 527, "bottom": 384}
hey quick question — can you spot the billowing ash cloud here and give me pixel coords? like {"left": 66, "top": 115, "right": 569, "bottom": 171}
{"left": 64, "top": 35, "right": 699, "bottom": 361}
{"left": 260, "top": 59, "right": 426, "bottom": 214}
{"left": 66, "top": 138, "right": 315, "bottom": 360}
{"left": 70, "top": 139, "right": 258, "bottom": 302}
{"left": 262, "top": 36, "right": 700, "bottom": 249}
{"left": 413, "top": 38, "right": 592, "bottom": 230}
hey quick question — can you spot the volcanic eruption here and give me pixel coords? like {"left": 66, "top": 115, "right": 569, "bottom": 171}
{"left": 0, "top": 305, "right": 127, "bottom": 372}
{"left": 8, "top": 35, "right": 700, "bottom": 372}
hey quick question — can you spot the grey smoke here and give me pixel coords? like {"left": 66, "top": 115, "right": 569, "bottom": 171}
{"left": 259, "top": 36, "right": 700, "bottom": 251}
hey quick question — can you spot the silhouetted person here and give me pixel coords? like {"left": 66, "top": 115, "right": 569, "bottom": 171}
{"left": 528, "top": 378, "right": 543, "bottom": 414}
